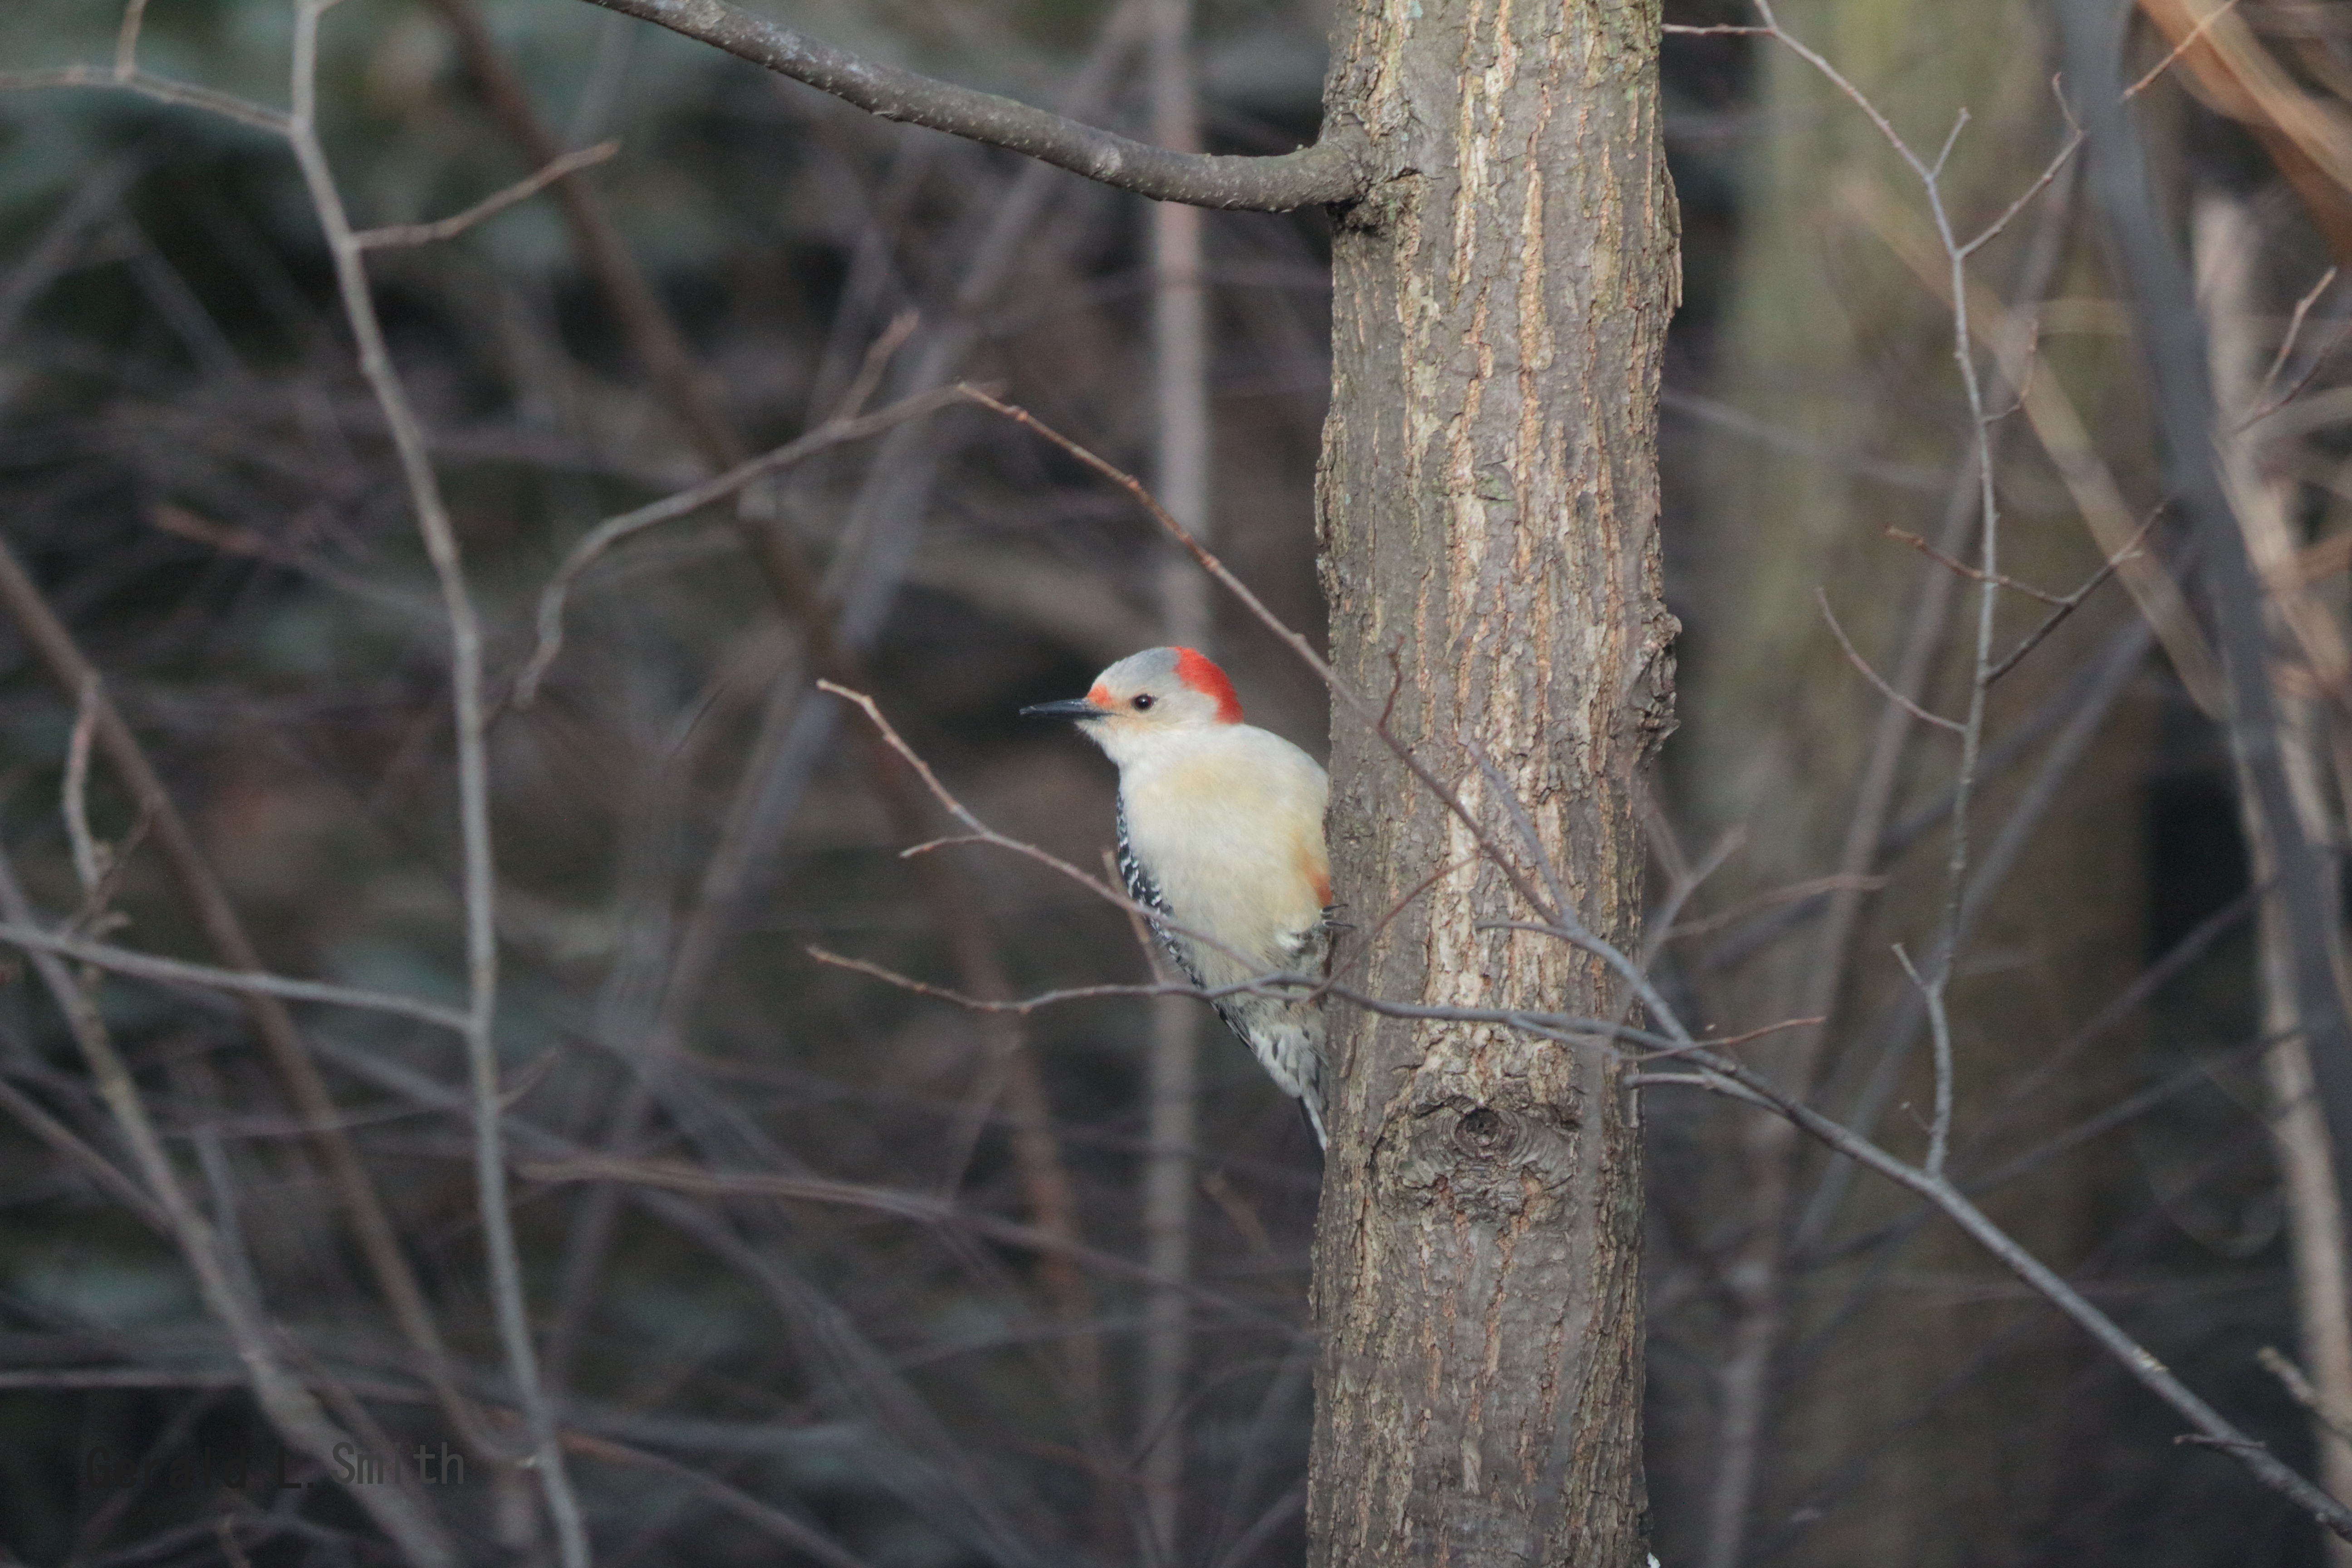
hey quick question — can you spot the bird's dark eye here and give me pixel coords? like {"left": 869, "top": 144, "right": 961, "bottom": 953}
{"left": 1132, "top": 694, "right": 1155, "bottom": 710}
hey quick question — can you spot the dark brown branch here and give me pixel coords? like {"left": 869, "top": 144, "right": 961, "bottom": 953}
{"left": 572, "top": 0, "right": 1372, "bottom": 211}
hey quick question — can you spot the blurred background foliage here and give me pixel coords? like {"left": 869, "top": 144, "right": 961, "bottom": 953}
{"left": 0, "top": 0, "right": 2350, "bottom": 1563}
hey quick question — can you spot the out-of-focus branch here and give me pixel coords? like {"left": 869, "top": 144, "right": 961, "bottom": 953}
{"left": 0, "top": 536, "right": 503, "bottom": 1460}
{"left": 1647, "top": 1039, "right": 2352, "bottom": 1541}
{"left": 2135, "top": 0, "right": 2352, "bottom": 260}
{"left": 0, "top": 64, "right": 291, "bottom": 134}
{"left": 434, "top": 0, "right": 1111, "bottom": 1426}
{"left": 516, "top": 382, "right": 972, "bottom": 701}
{"left": 1142, "top": 0, "right": 1211, "bottom": 1543}
{"left": 352, "top": 140, "right": 617, "bottom": 250}
{"left": 1841, "top": 163, "right": 2226, "bottom": 711}
{"left": 524, "top": 1156, "right": 1287, "bottom": 1321}
{"left": 0, "top": 919, "right": 470, "bottom": 1030}
{"left": 2198, "top": 188, "right": 2352, "bottom": 1549}
{"left": 2058, "top": 0, "right": 2352, "bottom": 1245}
{"left": 284, "top": 1, "right": 587, "bottom": 1555}
{"left": 0, "top": 839, "right": 457, "bottom": 1568}
{"left": 568, "top": 0, "right": 1372, "bottom": 210}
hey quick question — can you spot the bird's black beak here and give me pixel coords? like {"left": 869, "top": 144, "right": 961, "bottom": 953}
{"left": 1019, "top": 698, "right": 1102, "bottom": 720}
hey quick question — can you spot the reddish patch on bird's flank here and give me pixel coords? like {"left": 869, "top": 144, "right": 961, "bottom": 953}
{"left": 1172, "top": 647, "right": 1243, "bottom": 724}
{"left": 1086, "top": 681, "right": 1112, "bottom": 708}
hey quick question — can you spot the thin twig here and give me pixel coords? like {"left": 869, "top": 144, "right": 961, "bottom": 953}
{"left": 1818, "top": 589, "right": 1964, "bottom": 733}
{"left": 0, "top": 920, "right": 470, "bottom": 1031}
{"left": 521, "top": 1155, "right": 1290, "bottom": 1323}
{"left": 517, "top": 385, "right": 970, "bottom": 703}
{"left": 2122, "top": 0, "right": 2247, "bottom": 99}
{"left": 0, "top": 65, "right": 294, "bottom": 135}
{"left": 1955, "top": 86, "right": 2083, "bottom": 259}
{"left": 1983, "top": 507, "right": 2157, "bottom": 684}
{"left": 807, "top": 943, "right": 1695, "bottom": 1054}
{"left": 1884, "top": 526, "right": 2077, "bottom": 605}
{"left": 2257, "top": 265, "right": 2337, "bottom": 409}
{"left": 2261, "top": 1347, "right": 2352, "bottom": 1448}
{"left": 63, "top": 676, "right": 103, "bottom": 896}
{"left": 1664, "top": 872, "right": 1884, "bottom": 942}
{"left": 351, "top": 140, "right": 618, "bottom": 250}
{"left": 832, "top": 309, "right": 920, "bottom": 421}
{"left": 555, "top": 1430, "right": 873, "bottom": 1568}
{"left": 0, "top": 1070, "right": 168, "bottom": 1228}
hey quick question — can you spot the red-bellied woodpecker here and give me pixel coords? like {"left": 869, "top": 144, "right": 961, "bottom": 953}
{"left": 1022, "top": 646, "right": 1332, "bottom": 1147}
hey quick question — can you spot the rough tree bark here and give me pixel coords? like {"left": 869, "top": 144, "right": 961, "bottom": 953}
{"left": 1310, "top": 1, "right": 1679, "bottom": 1562}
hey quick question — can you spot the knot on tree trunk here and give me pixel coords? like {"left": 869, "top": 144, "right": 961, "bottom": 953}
{"left": 1376, "top": 1090, "right": 1580, "bottom": 1220}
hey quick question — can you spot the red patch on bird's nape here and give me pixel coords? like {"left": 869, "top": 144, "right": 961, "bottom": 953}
{"left": 1172, "top": 647, "right": 1243, "bottom": 724}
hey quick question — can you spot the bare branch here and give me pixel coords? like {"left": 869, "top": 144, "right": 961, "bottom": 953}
{"left": 554, "top": 1430, "right": 875, "bottom": 1568}
{"left": 2123, "top": 0, "right": 2247, "bottom": 99}
{"left": 62, "top": 676, "right": 103, "bottom": 897}
{"left": 114, "top": 0, "right": 153, "bottom": 76}
{"left": 516, "top": 385, "right": 970, "bottom": 704}
{"left": 1983, "top": 507, "right": 2158, "bottom": 685}
{"left": 351, "top": 139, "right": 618, "bottom": 250}
{"left": 0, "top": 838, "right": 457, "bottom": 1566}
{"left": 833, "top": 309, "right": 920, "bottom": 421}
{"left": 0, "top": 1071, "right": 167, "bottom": 1229}
{"left": 2260, "top": 1347, "right": 2352, "bottom": 1449}
{"left": 571, "top": 0, "right": 1372, "bottom": 211}
{"left": 521, "top": 1155, "right": 1290, "bottom": 1323}
{"left": 1664, "top": 872, "right": 1886, "bottom": 942}
{"left": 1955, "top": 86, "right": 2084, "bottom": 258}
{"left": 2256, "top": 264, "right": 2337, "bottom": 408}
{"left": 809, "top": 941, "right": 1691, "bottom": 1054}
{"left": 1654, "top": 1044, "right": 2352, "bottom": 1542}
{"left": 2244, "top": 270, "right": 2352, "bottom": 431}
{"left": 0, "top": 64, "right": 293, "bottom": 136}
{"left": 0, "top": 919, "right": 470, "bottom": 1032}
{"left": 1884, "top": 525, "right": 2078, "bottom": 605}
{"left": 284, "top": 0, "right": 585, "bottom": 1550}
{"left": 1818, "top": 588, "right": 1965, "bottom": 733}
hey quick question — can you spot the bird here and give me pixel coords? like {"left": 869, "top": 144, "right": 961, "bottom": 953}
{"left": 1022, "top": 646, "right": 1332, "bottom": 1147}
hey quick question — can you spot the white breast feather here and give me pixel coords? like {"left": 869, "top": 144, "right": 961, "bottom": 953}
{"left": 1118, "top": 725, "right": 1328, "bottom": 989}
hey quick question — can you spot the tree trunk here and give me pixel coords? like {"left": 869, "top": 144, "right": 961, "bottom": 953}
{"left": 1308, "top": 0, "right": 1679, "bottom": 1559}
